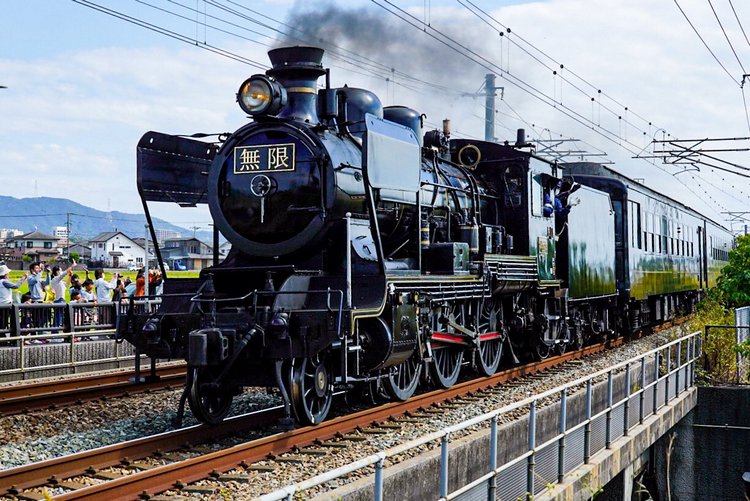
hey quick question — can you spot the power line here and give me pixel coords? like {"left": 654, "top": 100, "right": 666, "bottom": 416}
{"left": 75, "top": 1, "right": 748, "bottom": 213}
{"left": 72, "top": 0, "right": 268, "bottom": 69}
{"left": 728, "top": 0, "right": 750, "bottom": 49}
{"left": 672, "top": 0, "right": 741, "bottom": 85}
{"left": 707, "top": 0, "right": 746, "bottom": 74}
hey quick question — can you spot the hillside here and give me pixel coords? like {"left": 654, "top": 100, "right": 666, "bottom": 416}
{"left": 0, "top": 196, "right": 189, "bottom": 240}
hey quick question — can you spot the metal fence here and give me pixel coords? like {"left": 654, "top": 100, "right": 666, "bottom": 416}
{"left": 0, "top": 329, "right": 143, "bottom": 378}
{"left": 0, "top": 302, "right": 117, "bottom": 339}
{"left": 260, "top": 331, "right": 702, "bottom": 501}
{"left": 736, "top": 306, "right": 750, "bottom": 383}
{"left": 0, "top": 301, "right": 160, "bottom": 379}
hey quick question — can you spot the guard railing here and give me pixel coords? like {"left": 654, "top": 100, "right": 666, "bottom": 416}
{"left": 261, "top": 331, "right": 701, "bottom": 501}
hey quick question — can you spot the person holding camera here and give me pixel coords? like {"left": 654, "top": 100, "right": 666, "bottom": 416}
{"left": 26, "top": 262, "right": 51, "bottom": 333}
{"left": 27, "top": 262, "right": 51, "bottom": 303}
{"left": 93, "top": 269, "right": 118, "bottom": 303}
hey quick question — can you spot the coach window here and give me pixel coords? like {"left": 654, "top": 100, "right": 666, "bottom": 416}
{"left": 531, "top": 174, "right": 543, "bottom": 217}
{"left": 661, "top": 216, "right": 668, "bottom": 254}
{"left": 636, "top": 204, "right": 642, "bottom": 248}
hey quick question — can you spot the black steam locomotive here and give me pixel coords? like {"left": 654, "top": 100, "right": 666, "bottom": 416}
{"left": 120, "top": 46, "right": 732, "bottom": 426}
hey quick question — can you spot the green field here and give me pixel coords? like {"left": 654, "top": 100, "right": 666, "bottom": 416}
{"left": 5, "top": 268, "right": 200, "bottom": 300}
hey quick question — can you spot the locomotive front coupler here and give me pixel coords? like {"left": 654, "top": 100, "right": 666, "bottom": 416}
{"left": 204, "top": 325, "right": 263, "bottom": 390}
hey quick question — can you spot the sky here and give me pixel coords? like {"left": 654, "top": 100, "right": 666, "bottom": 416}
{"left": 2, "top": 0, "right": 750, "bottom": 235}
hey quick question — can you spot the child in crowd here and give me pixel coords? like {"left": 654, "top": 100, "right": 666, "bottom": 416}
{"left": 80, "top": 279, "right": 97, "bottom": 325}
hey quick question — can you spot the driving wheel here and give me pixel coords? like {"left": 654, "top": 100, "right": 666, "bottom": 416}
{"left": 289, "top": 354, "right": 333, "bottom": 425}
{"left": 476, "top": 299, "right": 503, "bottom": 376}
{"left": 383, "top": 356, "right": 422, "bottom": 401}
{"left": 429, "top": 302, "right": 465, "bottom": 388}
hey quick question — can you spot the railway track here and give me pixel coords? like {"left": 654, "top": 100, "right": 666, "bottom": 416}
{"left": 2, "top": 338, "right": 622, "bottom": 500}
{"left": 0, "top": 364, "right": 187, "bottom": 416}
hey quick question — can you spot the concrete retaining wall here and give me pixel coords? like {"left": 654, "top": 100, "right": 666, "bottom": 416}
{"left": 655, "top": 386, "right": 750, "bottom": 501}
{"left": 0, "top": 339, "right": 144, "bottom": 382}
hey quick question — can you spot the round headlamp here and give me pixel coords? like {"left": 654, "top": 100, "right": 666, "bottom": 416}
{"left": 237, "top": 75, "right": 286, "bottom": 116}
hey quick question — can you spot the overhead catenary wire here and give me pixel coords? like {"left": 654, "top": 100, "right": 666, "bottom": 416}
{"left": 672, "top": 0, "right": 741, "bottom": 85}
{"left": 71, "top": 0, "right": 749, "bottom": 214}
{"left": 728, "top": 0, "right": 750, "bottom": 49}
{"left": 707, "top": 0, "right": 746, "bottom": 74}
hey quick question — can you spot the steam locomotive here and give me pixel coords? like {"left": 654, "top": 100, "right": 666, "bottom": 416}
{"left": 119, "top": 46, "right": 732, "bottom": 426}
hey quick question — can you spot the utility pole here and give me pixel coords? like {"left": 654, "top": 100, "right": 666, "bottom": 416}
{"left": 65, "top": 212, "right": 71, "bottom": 260}
{"left": 483, "top": 74, "right": 504, "bottom": 142}
{"left": 191, "top": 226, "right": 200, "bottom": 238}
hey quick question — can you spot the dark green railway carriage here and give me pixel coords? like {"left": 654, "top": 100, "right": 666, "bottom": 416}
{"left": 564, "top": 162, "right": 732, "bottom": 326}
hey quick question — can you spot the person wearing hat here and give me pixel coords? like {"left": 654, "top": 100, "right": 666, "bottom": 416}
{"left": 0, "top": 265, "right": 27, "bottom": 341}
{"left": 0, "top": 265, "right": 27, "bottom": 305}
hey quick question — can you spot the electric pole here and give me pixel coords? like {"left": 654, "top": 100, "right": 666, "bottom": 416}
{"left": 483, "top": 74, "right": 504, "bottom": 142}
{"left": 66, "top": 212, "right": 71, "bottom": 260}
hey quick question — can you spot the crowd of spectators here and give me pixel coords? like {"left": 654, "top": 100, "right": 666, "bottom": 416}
{"left": 0, "top": 261, "right": 164, "bottom": 343}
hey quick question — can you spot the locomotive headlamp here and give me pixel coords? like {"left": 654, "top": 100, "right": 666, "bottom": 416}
{"left": 237, "top": 75, "right": 286, "bottom": 116}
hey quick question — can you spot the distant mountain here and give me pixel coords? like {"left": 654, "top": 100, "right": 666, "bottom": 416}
{"left": 0, "top": 196, "right": 189, "bottom": 241}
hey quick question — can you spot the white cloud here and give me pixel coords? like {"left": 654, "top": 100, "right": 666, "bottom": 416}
{"left": 1, "top": 0, "right": 748, "bottom": 230}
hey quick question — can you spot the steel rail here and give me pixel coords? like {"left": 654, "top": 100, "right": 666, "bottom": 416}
{"left": 0, "top": 365, "right": 187, "bottom": 416}
{"left": 0, "top": 407, "right": 284, "bottom": 495}
{"left": 49, "top": 339, "right": 622, "bottom": 500}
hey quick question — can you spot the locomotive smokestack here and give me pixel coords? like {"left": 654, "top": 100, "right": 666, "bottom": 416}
{"left": 443, "top": 118, "right": 451, "bottom": 137}
{"left": 267, "top": 46, "right": 326, "bottom": 124}
{"left": 516, "top": 128, "right": 526, "bottom": 146}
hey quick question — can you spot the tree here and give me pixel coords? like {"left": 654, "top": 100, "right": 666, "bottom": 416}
{"left": 716, "top": 234, "right": 750, "bottom": 308}
{"left": 69, "top": 252, "right": 80, "bottom": 263}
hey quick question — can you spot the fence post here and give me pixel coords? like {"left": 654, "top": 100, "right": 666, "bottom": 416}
{"left": 624, "top": 364, "right": 631, "bottom": 436}
{"left": 489, "top": 415, "right": 498, "bottom": 500}
{"left": 558, "top": 388, "right": 567, "bottom": 483}
{"left": 374, "top": 457, "right": 384, "bottom": 501}
{"left": 440, "top": 433, "right": 450, "bottom": 498}
{"left": 65, "top": 303, "right": 74, "bottom": 334}
{"left": 605, "top": 371, "right": 613, "bottom": 449}
{"left": 584, "top": 380, "right": 592, "bottom": 463}
{"left": 665, "top": 345, "right": 672, "bottom": 403}
{"left": 653, "top": 351, "right": 660, "bottom": 414}
{"left": 12, "top": 304, "right": 20, "bottom": 339}
{"left": 527, "top": 400, "right": 537, "bottom": 498}
{"left": 639, "top": 356, "right": 646, "bottom": 424}
{"left": 689, "top": 334, "right": 695, "bottom": 387}
{"left": 676, "top": 339, "right": 682, "bottom": 396}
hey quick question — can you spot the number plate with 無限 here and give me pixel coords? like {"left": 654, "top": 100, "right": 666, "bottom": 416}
{"left": 233, "top": 143, "right": 296, "bottom": 174}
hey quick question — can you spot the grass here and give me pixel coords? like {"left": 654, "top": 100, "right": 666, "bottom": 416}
{"left": 5, "top": 268, "right": 200, "bottom": 300}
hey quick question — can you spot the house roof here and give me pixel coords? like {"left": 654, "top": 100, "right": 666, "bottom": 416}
{"left": 13, "top": 231, "right": 59, "bottom": 241}
{"left": 164, "top": 237, "right": 211, "bottom": 245}
{"left": 89, "top": 231, "right": 123, "bottom": 242}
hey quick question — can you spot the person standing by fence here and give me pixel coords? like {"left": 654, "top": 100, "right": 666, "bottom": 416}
{"left": 0, "top": 265, "right": 26, "bottom": 304}
{"left": 50, "top": 260, "right": 77, "bottom": 334}
{"left": 27, "top": 262, "right": 50, "bottom": 303}
{"left": 27, "top": 262, "right": 51, "bottom": 331}
{"left": 0, "top": 265, "right": 27, "bottom": 342}
{"left": 94, "top": 269, "right": 118, "bottom": 303}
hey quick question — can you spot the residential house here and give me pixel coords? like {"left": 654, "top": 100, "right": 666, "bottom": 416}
{"left": 67, "top": 243, "right": 92, "bottom": 262}
{"left": 218, "top": 241, "right": 232, "bottom": 260}
{"left": 89, "top": 231, "right": 148, "bottom": 268}
{"left": 53, "top": 226, "right": 69, "bottom": 247}
{"left": 9, "top": 231, "right": 60, "bottom": 261}
{"left": 161, "top": 237, "right": 213, "bottom": 270}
